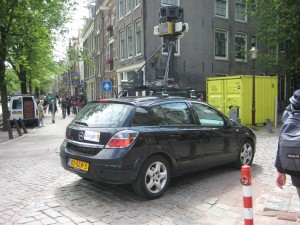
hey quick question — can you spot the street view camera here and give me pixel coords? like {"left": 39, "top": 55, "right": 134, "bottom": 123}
{"left": 119, "top": 6, "right": 190, "bottom": 98}
{"left": 154, "top": 6, "right": 189, "bottom": 38}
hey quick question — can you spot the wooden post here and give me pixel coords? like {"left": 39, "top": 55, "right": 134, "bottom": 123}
{"left": 13, "top": 119, "right": 22, "bottom": 136}
{"left": 6, "top": 119, "right": 13, "bottom": 139}
{"left": 19, "top": 118, "right": 28, "bottom": 134}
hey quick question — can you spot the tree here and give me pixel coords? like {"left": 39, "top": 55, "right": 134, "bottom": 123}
{"left": 0, "top": 0, "right": 75, "bottom": 130}
{"left": 248, "top": 0, "right": 300, "bottom": 76}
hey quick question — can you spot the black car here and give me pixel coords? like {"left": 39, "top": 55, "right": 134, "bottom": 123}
{"left": 60, "top": 96, "right": 256, "bottom": 199}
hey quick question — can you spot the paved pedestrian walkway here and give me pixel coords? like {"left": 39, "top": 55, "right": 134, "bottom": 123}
{"left": 0, "top": 113, "right": 300, "bottom": 224}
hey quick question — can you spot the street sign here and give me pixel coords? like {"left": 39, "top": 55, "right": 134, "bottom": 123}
{"left": 71, "top": 72, "right": 80, "bottom": 85}
{"left": 102, "top": 81, "right": 112, "bottom": 92}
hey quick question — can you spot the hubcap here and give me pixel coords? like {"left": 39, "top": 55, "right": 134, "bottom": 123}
{"left": 240, "top": 143, "right": 253, "bottom": 165}
{"left": 145, "top": 161, "right": 167, "bottom": 194}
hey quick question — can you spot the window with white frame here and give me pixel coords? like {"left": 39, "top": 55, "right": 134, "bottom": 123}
{"left": 127, "top": 25, "right": 133, "bottom": 58}
{"left": 162, "top": 39, "right": 180, "bottom": 56}
{"left": 235, "top": 33, "right": 247, "bottom": 60}
{"left": 126, "top": 0, "right": 131, "bottom": 14}
{"left": 135, "top": 0, "right": 140, "bottom": 8}
{"left": 235, "top": 0, "right": 246, "bottom": 21}
{"left": 251, "top": 35, "right": 257, "bottom": 47}
{"left": 118, "top": 0, "right": 124, "bottom": 19}
{"left": 120, "top": 29, "right": 125, "bottom": 60}
{"left": 215, "top": 0, "right": 227, "bottom": 18}
{"left": 135, "top": 20, "right": 141, "bottom": 55}
{"left": 214, "top": 29, "right": 228, "bottom": 59}
{"left": 161, "top": 0, "right": 179, "bottom": 6}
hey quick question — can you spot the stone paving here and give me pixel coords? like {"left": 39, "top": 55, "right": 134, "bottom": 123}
{"left": 0, "top": 112, "right": 299, "bottom": 225}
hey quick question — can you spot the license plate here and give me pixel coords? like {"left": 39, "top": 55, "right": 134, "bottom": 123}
{"left": 68, "top": 158, "right": 89, "bottom": 172}
{"left": 12, "top": 111, "right": 22, "bottom": 114}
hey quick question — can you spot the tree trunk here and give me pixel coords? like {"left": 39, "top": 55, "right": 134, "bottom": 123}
{"left": 0, "top": 53, "right": 9, "bottom": 131}
{"left": 29, "top": 76, "right": 32, "bottom": 94}
{"left": 19, "top": 64, "right": 27, "bottom": 94}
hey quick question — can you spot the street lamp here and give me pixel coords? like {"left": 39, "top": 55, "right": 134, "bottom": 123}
{"left": 250, "top": 46, "right": 258, "bottom": 126}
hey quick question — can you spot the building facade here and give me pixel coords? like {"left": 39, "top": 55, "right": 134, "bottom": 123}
{"left": 81, "top": 4, "right": 96, "bottom": 101}
{"left": 83, "top": 0, "right": 293, "bottom": 103}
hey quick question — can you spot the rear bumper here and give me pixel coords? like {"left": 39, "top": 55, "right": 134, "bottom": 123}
{"left": 60, "top": 142, "right": 138, "bottom": 184}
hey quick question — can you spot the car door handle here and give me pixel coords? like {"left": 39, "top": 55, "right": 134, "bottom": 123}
{"left": 170, "top": 135, "right": 181, "bottom": 139}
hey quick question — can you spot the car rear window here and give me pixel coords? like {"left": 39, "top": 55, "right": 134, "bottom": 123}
{"left": 74, "top": 102, "right": 134, "bottom": 127}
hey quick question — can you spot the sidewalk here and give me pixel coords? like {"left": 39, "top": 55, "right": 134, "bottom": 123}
{"left": 0, "top": 109, "right": 75, "bottom": 145}
{"left": 0, "top": 122, "right": 31, "bottom": 144}
{"left": 251, "top": 126, "right": 300, "bottom": 224}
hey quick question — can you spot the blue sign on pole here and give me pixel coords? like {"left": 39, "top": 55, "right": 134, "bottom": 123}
{"left": 102, "top": 81, "right": 112, "bottom": 92}
{"left": 71, "top": 72, "right": 80, "bottom": 85}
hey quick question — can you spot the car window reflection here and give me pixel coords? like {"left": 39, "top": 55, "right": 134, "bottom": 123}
{"left": 151, "top": 102, "right": 194, "bottom": 125}
{"left": 191, "top": 103, "right": 224, "bottom": 126}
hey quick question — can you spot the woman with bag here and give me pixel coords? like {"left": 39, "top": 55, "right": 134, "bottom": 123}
{"left": 37, "top": 99, "right": 44, "bottom": 128}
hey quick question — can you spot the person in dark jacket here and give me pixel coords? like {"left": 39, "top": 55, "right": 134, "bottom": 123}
{"left": 61, "top": 98, "right": 67, "bottom": 119}
{"left": 275, "top": 89, "right": 300, "bottom": 199}
{"left": 48, "top": 100, "right": 58, "bottom": 123}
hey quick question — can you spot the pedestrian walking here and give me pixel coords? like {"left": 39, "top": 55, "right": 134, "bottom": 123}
{"left": 61, "top": 98, "right": 67, "bottom": 119}
{"left": 76, "top": 98, "right": 83, "bottom": 113}
{"left": 43, "top": 98, "right": 48, "bottom": 114}
{"left": 66, "top": 97, "right": 71, "bottom": 116}
{"left": 275, "top": 89, "right": 300, "bottom": 199}
{"left": 197, "top": 93, "right": 204, "bottom": 101}
{"left": 48, "top": 100, "right": 58, "bottom": 123}
{"left": 37, "top": 99, "right": 44, "bottom": 127}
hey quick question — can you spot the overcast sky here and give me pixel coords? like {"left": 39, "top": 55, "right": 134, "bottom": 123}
{"left": 53, "top": 0, "right": 90, "bottom": 60}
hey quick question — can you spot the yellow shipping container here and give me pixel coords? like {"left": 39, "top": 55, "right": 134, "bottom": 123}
{"left": 206, "top": 75, "right": 278, "bottom": 126}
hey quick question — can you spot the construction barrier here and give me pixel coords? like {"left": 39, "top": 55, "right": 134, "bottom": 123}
{"left": 240, "top": 165, "right": 253, "bottom": 225}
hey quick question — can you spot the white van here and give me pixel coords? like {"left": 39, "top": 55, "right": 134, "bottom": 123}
{"left": 9, "top": 95, "right": 39, "bottom": 126}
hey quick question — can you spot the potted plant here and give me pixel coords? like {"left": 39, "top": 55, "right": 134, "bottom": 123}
{"left": 106, "top": 24, "right": 113, "bottom": 31}
{"left": 106, "top": 57, "right": 113, "bottom": 63}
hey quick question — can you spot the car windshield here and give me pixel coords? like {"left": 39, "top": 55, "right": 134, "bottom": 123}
{"left": 74, "top": 102, "right": 134, "bottom": 127}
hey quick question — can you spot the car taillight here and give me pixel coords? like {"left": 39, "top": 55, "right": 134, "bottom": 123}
{"left": 106, "top": 130, "right": 139, "bottom": 148}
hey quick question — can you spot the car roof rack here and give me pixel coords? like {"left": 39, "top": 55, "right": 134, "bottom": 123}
{"left": 119, "top": 79, "right": 197, "bottom": 99}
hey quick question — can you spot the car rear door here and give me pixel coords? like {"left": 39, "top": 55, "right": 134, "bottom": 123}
{"left": 191, "top": 102, "right": 238, "bottom": 166}
{"left": 10, "top": 97, "right": 23, "bottom": 120}
{"left": 151, "top": 102, "right": 205, "bottom": 171}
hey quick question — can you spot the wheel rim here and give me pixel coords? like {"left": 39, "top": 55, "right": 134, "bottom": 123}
{"left": 145, "top": 161, "right": 168, "bottom": 194}
{"left": 240, "top": 143, "right": 253, "bottom": 165}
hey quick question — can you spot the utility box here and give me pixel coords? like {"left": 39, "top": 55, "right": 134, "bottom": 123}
{"left": 206, "top": 75, "right": 278, "bottom": 126}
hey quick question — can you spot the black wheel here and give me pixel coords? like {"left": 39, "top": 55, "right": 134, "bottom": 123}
{"left": 233, "top": 140, "right": 254, "bottom": 168}
{"left": 132, "top": 155, "right": 171, "bottom": 200}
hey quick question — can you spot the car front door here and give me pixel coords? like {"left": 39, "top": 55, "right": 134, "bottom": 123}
{"left": 151, "top": 102, "right": 205, "bottom": 171}
{"left": 191, "top": 103, "right": 238, "bottom": 166}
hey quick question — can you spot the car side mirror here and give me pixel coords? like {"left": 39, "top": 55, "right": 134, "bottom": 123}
{"left": 228, "top": 119, "right": 238, "bottom": 127}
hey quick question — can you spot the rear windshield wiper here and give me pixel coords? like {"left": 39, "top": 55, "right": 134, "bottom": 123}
{"left": 74, "top": 121, "right": 89, "bottom": 127}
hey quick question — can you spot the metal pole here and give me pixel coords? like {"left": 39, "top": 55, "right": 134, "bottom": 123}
{"left": 251, "top": 59, "right": 256, "bottom": 126}
{"left": 275, "top": 98, "right": 278, "bottom": 128}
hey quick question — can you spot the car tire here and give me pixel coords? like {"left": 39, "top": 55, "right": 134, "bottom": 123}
{"left": 233, "top": 140, "right": 254, "bottom": 168}
{"left": 132, "top": 155, "right": 171, "bottom": 200}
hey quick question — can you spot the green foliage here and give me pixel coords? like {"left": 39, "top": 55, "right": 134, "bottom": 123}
{"left": 247, "top": 0, "right": 300, "bottom": 76}
{"left": 1, "top": 0, "right": 76, "bottom": 92}
{"left": 5, "top": 68, "right": 20, "bottom": 94}
{"left": 67, "top": 45, "right": 95, "bottom": 70}
{"left": 0, "top": 0, "right": 76, "bottom": 130}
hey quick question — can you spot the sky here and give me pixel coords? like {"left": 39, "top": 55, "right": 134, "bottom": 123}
{"left": 53, "top": 0, "right": 90, "bottom": 60}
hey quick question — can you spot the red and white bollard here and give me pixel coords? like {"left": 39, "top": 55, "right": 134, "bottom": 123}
{"left": 240, "top": 165, "right": 254, "bottom": 225}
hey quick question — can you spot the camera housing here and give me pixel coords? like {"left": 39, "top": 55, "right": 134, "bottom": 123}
{"left": 154, "top": 6, "right": 188, "bottom": 37}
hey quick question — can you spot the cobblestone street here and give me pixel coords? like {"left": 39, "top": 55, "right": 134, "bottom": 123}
{"left": 0, "top": 112, "right": 299, "bottom": 225}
